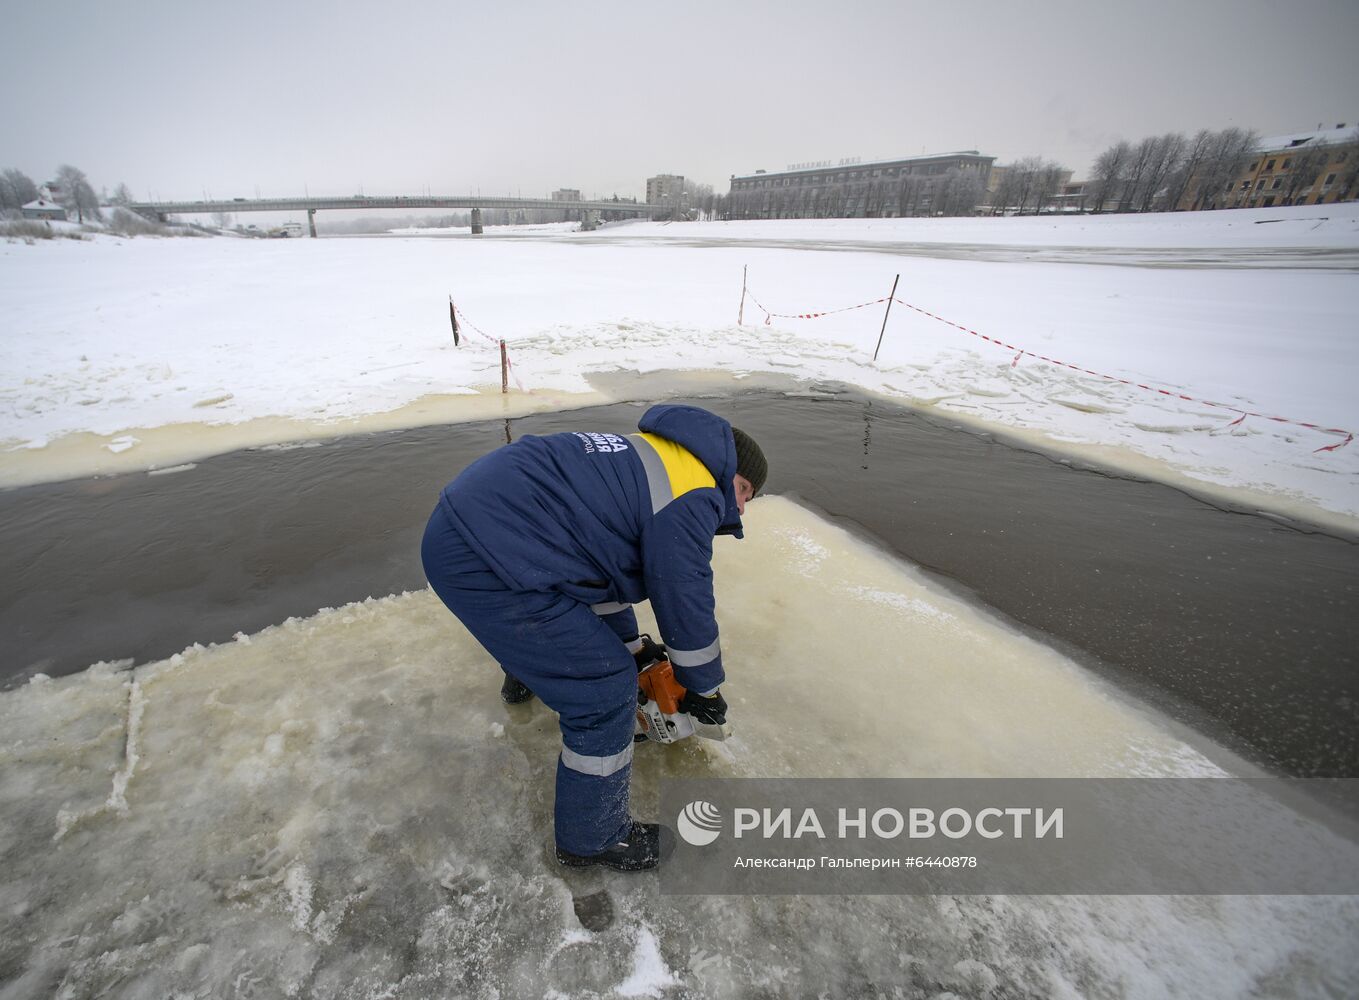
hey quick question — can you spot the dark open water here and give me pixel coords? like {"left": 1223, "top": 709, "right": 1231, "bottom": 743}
{"left": 2, "top": 389, "right": 1355, "bottom": 777}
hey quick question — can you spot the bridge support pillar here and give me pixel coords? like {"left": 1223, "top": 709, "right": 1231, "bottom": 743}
{"left": 580, "top": 209, "right": 598, "bottom": 232}
{"left": 470, "top": 208, "right": 483, "bottom": 235}
{"left": 307, "top": 209, "right": 317, "bottom": 238}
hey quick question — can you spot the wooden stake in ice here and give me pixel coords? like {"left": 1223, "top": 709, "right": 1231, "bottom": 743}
{"left": 500, "top": 340, "right": 509, "bottom": 394}
{"left": 873, "top": 274, "right": 900, "bottom": 363}
{"left": 738, "top": 265, "right": 747, "bottom": 326}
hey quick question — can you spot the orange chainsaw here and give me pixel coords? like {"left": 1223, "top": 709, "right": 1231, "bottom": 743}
{"left": 633, "top": 637, "right": 731, "bottom": 745}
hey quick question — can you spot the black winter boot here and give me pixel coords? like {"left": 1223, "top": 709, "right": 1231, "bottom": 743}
{"left": 500, "top": 672, "right": 534, "bottom": 704}
{"left": 556, "top": 821, "right": 672, "bottom": 872}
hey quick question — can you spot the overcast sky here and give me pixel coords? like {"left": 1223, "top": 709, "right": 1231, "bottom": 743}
{"left": 4, "top": 0, "right": 1357, "bottom": 202}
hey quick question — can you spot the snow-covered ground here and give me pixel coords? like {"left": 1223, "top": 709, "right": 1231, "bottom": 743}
{"left": 2, "top": 205, "right": 1358, "bottom": 525}
{"left": 4, "top": 498, "right": 1353, "bottom": 998}
{"left": 586, "top": 207, "right": 1359, "bottom": 250}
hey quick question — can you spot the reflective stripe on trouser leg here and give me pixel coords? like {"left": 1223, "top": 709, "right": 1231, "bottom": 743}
{"left": 561, "top": 742, "right": 633, "bottom": 776}
{"left": 554, "top": 662, "right": 637, "bottom": 855}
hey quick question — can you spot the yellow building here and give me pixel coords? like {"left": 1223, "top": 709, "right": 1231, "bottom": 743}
{"left": 1195, "top": 124, "right": 1358, "bottom": 210}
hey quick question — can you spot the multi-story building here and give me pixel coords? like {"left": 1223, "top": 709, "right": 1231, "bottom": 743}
{"left": 1183, "top": 123, "right": 1358, "bottom": 211}
{"left": 548, "top": 189, "right": 584, "bottom": 222}
{"left": 728, "top": 151, "right": 994, "bottom": 219}
{"left": 645, "top": 174, "right": 685, "bottom": 208}
{"left": 1055, "top": 179, "right": 1088, "bottom": 213}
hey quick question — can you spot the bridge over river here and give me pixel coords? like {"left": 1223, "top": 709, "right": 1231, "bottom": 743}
{"left": 129, "top": 194, "right": 668, "bottom": 234}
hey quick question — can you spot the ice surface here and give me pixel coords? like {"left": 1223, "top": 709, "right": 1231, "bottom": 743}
{"left": 3, "top": 206, "right": 1358, "bottom": 525}
{"left": 1, "top": 498, "right": 1354, "bottom": 998}
{"left": 580, "top": 209, "right": 1359, "bottom": 252}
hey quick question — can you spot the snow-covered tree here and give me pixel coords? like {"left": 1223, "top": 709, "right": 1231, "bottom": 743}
{"left": 0, "top": 168, "right": 39, "bottom": 212}
{"left": 53, "top": 164, "right": 102, "bottom": 223}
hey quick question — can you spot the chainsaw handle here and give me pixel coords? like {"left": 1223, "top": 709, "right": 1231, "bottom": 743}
{"left": 637, "top": 658, "right": 686, "bottom": 716}
{"left": 632, "top": 634, "right": 668, "bottom": 671}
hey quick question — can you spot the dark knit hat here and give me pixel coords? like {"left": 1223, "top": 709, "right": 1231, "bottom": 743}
{"left": 731, "top": 427, "right": 768, "bottom": 495}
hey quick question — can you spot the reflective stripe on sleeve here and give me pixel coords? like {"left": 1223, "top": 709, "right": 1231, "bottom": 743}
{"left": 560, "top": 742, "right": 634, "bottom": 777}
{"left": 667, "top": 637, "right": 720, "bottom": 667}
{"left": 627, "top": 434, "right": 673, "bottom": 514}
{"left": 590, "top": 601, "right": 631, "bottom": 615}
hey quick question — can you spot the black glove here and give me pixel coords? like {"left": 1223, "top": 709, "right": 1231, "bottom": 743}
{"left": 632, "top": 634, "right": 668, "bottom": 671}
{"left": 679, "top": 688, "right": 728, "bottom": 725}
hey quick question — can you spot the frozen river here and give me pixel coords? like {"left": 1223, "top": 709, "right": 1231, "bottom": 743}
{"left": 507, "top": 232, "right": 1359, "bottom": 271}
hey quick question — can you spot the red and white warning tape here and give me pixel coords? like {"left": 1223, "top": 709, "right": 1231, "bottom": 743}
{"left": 743, "top": 282, "right": 1352, "bottom": 454}
{"left": 450, "top": 300, "right": 527, "bottom": 391}
{"left": 450, "top": 302, "right": 498, "bottom": 348}
{"left": 747, "top": 290, "right": 890, "bottom": 325}
{"left": 502, "top": 351, "right": 526, "bottom": 393}
{"left": 890, "top": 297, "right": 1352, "bottom": 453}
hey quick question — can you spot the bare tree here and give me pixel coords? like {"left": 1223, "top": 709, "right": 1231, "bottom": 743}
{"left": 930, "top": 171, "right": 953, "bottom": 216}
{"left": 1278, "top": 138, "right": 1334, "bottom": 205}
{"left": 898, "top": 175, "right": 927, "bottom": 216}
{"left": 864, "top": 178, "right": 885, "bottom": 217}
{"left": 1137, "top": 132, "right": 1187, "bottom": 212}
{"left": 1012, "top": 157, "right": 1043, "bottom": 213}
{"left": 987, "top": 158, "right": 1040, "bottom": 214}
{"left": 990, "top": 165, "right": 1023, "bottom": 214}
{"left": 845, "top": 178, "right": 869, "bottom": 217}
{"left": 1004, "top": 157, "right": 1065, "bottom": 214}
{"left": 684, "top": 179, "right": 714, "bottom": 217}
{"left": 930, "top": 167, "right": 983, "bottom": 216}
{"left": 0, "top": 168, "right": 39, "bottom": 212}
{"left": 1033, "top": 161, "right": 1066, "bottom": 213}
{"left": 1089, "top": 141, "right": 1131, "bottom": 213}
{"left": 768, "top": 185, "right": 786, "bottom": 220}
{"left": 1190, "top": 128, "right": 1258, "bottom": 210}
{"left": 1184, "top": 133, "right": 1230, "bottom": 210}
{"left": 958, "top": 170, "right": 985, "bottom": 216}
{"left": 815, "top": 184, "right": 834, "bottom": 218}
{"left": 53, "top": 164, "right": 102, "bottom": 223}
{"left": 1164, "top": 129, "right": 1213, "bottom": 211}
{"left": 110, "top": 182, "right": 135, "bottom": 207}
{"left": 1118, "top": 137, "right": 1162, "bottom": 213}
{"left": 1334, "top": 129, "right": 1359, "bottom": 201}
{"left": 831, "top": 173, "right": 851, "bottom": 217}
